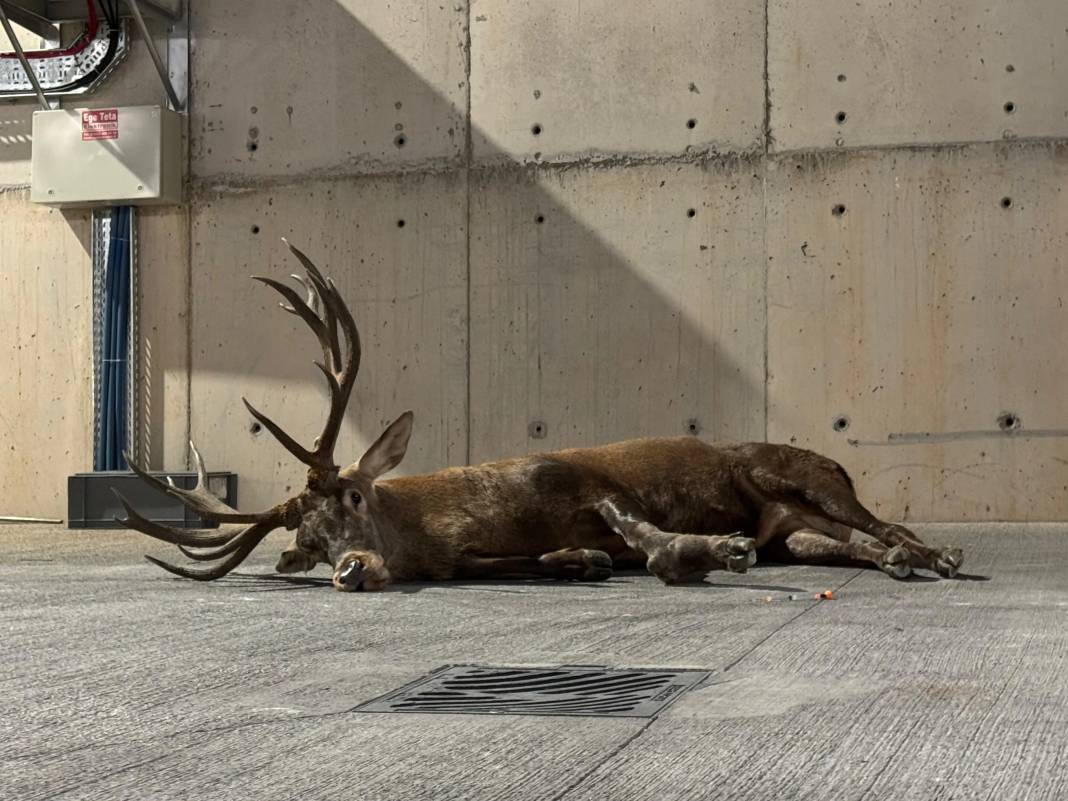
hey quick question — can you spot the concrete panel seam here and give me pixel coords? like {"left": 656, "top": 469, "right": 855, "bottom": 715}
{"left": 463, "top": 0, "right": 473, "bottom": 466}
{"left": 763, "top": 0, "right": 772, "bottom": 152}
{"left": 187, "top": 134, "right": 1067, "bottom": 196}
{"left": 191, "top": 150, "right": 769, "bottom": 197}
{"left": 189, "top": 155, "right": 468, "bottom": 194}
{"left": 761, "top": 158, "right": 769, "bottom": 443}
{"left": 547, "top": 718, "right": 657, "bottom": 801}
{"left": 180, "top": 0, "right": 192, "bottom": 471}
{"left": 772, "top": 135, "right": 1068, "bottom": 159}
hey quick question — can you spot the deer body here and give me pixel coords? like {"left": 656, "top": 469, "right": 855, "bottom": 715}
{"left": 120, "top": 242, "right": 964, "bottom": 591}
{"left": 279, "top": 434, "right": 962, "bottom": 590}
{"left": 363, "top": 436, "right": 754, "bottom": 580}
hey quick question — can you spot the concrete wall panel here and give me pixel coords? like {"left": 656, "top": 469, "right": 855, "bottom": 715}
{"left": 137, "top": 206, "right": 189, "bottom": 471}
{"left": 470, "top": 0, "right": 765, "bottom": 165}
{"left": 0, "top": 193, "right": 92, "bottom": 518}
{"left": 769, "top": 0, "right": 1068, "bottom": 152}
{"left": 189, "top": 173, "right": 467, "bottom": 511}
{"left": 190, "top": 1, "right": 468, "bottom": 180}
{"left": 469, "top": 161, "right": 766, "bottom": 463}
{"left": 767, "top": 144, "right": 1068, "bottom": 521}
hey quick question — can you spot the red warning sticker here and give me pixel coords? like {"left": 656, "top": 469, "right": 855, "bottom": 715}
{"left": 81, "top": 108, "right": 118, "bottom": 141}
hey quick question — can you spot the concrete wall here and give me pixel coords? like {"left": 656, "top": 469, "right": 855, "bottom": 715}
{"left": 1, "top": 1, "right": 1065, "bottom": 521}
{"left": 0, "top": 19, "right": 186, "bottom": 518}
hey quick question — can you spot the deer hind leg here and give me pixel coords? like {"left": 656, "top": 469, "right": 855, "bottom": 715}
{"left": 594, "top": 499, "right": 756, "bottom": 584}
{"left": 780, "top": 529, "right": 911, "bottom": 579}
{"left": 806, "top": 488, "right": 963, "bottom": 578}
{"left": 756, "top": 503, "right": 911, "bottom": 579}
{"left": 457, "top": 550, "right": 613, "bottom": 582}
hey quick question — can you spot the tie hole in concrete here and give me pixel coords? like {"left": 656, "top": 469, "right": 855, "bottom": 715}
{"left": 997, "top": 412, "right": 1021, "bottom": 431}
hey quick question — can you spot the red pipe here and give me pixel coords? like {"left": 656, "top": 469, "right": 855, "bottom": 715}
{"left": 1, "top": 0, "right": 98, "bottom": 60}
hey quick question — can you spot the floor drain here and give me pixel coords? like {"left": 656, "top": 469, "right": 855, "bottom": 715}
{"left": 354, "top": 665, "right": 709, "bottom": 718}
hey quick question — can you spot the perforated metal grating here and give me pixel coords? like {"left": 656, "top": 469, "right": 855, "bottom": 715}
{"left": 355, "top": 665, "right": 709, "bottom": 718}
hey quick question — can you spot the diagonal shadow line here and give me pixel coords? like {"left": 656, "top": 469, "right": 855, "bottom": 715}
{"left": 181, "top": 1, "right": 765, "bottom": 522}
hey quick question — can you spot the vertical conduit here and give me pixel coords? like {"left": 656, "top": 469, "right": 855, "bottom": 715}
{"left": 94, "top": 205, "right": 133, "bottom": 471}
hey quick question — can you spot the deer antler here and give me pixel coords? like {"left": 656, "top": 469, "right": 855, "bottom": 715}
{"left": 245, "top": 238, "right": 361, "bottom": 474}
{"left": 117, "top": 241, "right": 361, "bottom": 580}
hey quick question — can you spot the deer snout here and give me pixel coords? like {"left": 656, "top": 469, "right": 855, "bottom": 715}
{"left": 331, "top": 550, "right": 391, "bottom": 592}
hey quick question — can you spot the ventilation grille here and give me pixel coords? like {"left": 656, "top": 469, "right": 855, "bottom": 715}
{"left": 355, "top": 665, "right": 708, "bottom": 718}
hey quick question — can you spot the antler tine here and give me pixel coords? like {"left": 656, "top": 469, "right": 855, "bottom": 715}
{"left": 114, "top": 491, "right": 245, "bottom": 548}
{"left": 283, "top": 238, "right": 342, "bottom": 371}
{"left": 175, "top": 518, "right": 278, "bottom": 561}
{"left": 310, "top": 275, "right": 361, "bottom": 462}
{"left": 177, "top": 536, "right": 250, "bottom": 561}
{"left": 240, "top": 397, "right": 317, "bottom": 465}
{"left": 251, "top": 275, "right": 336, "bottom": 369}
{"left": 124, "top": 449, "right": 282, "bottom": 525}
{"left": 143, "top": 520, "right": 275, "bottom": 581}
{"left": 289, "top": 273, "right": 321, "bottom": 318}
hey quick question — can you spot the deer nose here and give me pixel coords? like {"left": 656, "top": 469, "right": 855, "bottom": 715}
{"left": 337, "top": 557, "right": 366, "bottom": 589}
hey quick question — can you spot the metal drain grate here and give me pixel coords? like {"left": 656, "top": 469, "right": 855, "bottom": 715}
{"left": 354, "top": 665, "right": 709, "bottom": 718}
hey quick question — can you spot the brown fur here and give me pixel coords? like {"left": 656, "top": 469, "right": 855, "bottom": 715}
{"left": 288, "top": 426, "right": 963, "bottom": 591}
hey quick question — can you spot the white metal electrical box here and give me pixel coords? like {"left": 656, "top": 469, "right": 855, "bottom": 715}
{"left": 30, "top": 105, "right": 182, "bottom": 207}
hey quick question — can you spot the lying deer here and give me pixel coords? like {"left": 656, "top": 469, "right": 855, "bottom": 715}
{"left": 119, "top": 241, "right": 964, "bottom": 591}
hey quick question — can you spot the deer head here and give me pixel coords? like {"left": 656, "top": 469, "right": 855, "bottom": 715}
{"left": 117, "top": 240, "right": 412, "bottom": 591}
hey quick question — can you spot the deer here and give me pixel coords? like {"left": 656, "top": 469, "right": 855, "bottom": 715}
{"left": 118, "top": 241, "right": 964, "bottom": 592}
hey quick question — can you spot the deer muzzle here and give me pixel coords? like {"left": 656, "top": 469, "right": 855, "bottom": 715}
{"left": 332, "top": 550, "right": 391, "bottom": 592}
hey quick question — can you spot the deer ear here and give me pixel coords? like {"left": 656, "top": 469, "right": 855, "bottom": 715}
{"left": 358, "top": 411, "right": 414, "bottom": 479}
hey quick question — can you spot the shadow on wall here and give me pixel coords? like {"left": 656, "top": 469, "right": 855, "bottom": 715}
{"left": 0, "top": 103, "right": 31, "bottom": 164}
{"left": 184, "top": 1, "right": 766, "bottom": 507}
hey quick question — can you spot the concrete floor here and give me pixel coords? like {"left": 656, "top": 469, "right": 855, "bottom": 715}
{"left": 2, "top": 523, "right": 1066, "bottom": 800}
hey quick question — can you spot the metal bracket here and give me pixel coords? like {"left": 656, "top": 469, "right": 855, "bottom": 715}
{"left": 164, "top": 0, "right": 186, "bottom": 111}
{"left": 127, "top": 0, "right": 180, "bottom": 111}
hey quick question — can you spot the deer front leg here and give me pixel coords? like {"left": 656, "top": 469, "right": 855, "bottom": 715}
{"left": 275, "top": 535, "right": 319, "bottom": 574}
{"left": 595, "top": 499, "right": 756, "bottom": 583}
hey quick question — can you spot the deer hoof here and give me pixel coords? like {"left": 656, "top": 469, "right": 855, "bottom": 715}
{"left": 333, "top": 557, "right": 366, "bottom": 592}
{"left": 726, "top": 536, "right": 757, "bottom": 573}
{"left": 880, "top": 545, "right": 911, "bottom": 579}
{"left": 581, "top": 549, "right": 614, "bottom": 581}
{"left": 936, "top": 547, "right": 963, "bottom": 579}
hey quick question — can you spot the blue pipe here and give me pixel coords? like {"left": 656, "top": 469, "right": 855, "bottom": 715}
{"left": 94, "top": 205, "right": 131, "bottom": 471}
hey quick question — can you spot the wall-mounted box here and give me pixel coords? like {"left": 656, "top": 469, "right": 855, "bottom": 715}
{"left": 68, "top": 471, "right": 238, "bottom": 530}
{"left": 30, "top": 105, "right": 182, "bottom": 207}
